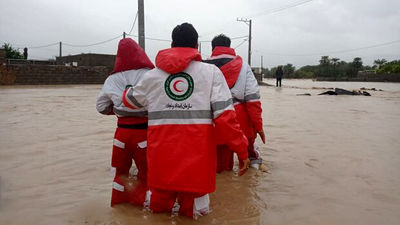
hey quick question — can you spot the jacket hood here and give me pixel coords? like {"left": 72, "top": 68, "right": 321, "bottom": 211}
{"left": 220, "top": 56, "right": 243, "bottom": 88}
{"left": 111, "top": 38, "right": 154, "bottom": 75}
{"left": 155, "top": 47, "right": 201, "bottom": 74}
{"left": 211, "top": 47, "right": 242, "bottom": 88}
{"left": 211, "top": 46, "right": 236, "bottom": 57}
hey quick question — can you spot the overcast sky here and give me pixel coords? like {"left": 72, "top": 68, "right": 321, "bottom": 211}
{"left": 1, "top": 0, "right": 399, "bottom": 68}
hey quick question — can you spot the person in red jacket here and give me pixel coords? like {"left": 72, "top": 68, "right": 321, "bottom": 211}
{"left": 204, "top": 34, "right": 266, "bottom": 172}
{"left": 96, "top": 38, "right": 154, "bottom": 207}
{"left": 122, "top": 23, "right": 250, "bottom": 218}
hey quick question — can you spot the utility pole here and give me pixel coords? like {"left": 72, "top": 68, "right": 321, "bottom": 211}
{"left": 123, "top": 32, "right": 126, "bottom": 39}
{"left": 138, "top": 0, "right": 145, "bottom": 50}
{"left": 237, "top": 18, "right": 252, "bottom": 66}
{"left": 59, "top": 41, "right": 62, "bottom": 57}
{"left": 261, "top": 55, "right": 263, "bottom": 71}
{"left": 199, "top": 42, "right": 202, "bottom": 55}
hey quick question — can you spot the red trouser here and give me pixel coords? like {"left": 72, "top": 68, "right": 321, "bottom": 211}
{"left": 148, "top": 188, "right": 208, "bottom": 218}
{"left": 216, "top": 135, "right": 258, "bottom": 173}
{"left": 111, "top": 127, "right": 148, "bottom": 206}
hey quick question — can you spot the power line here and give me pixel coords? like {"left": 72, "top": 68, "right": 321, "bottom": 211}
{"left": 128, "top": 11, "right": 139, "bottom": 35}
{"left": 63, "top": 34, "right": 122, "bottom": 47}
{"left": 234, "top": 39, "right": 248, "bottom": 49}
{"left": 247, "top": 0, "right": 315, "bottom": 18}
{"left": 256, "top": 39, "right": 400, "bottom": 57}
{"left": 200, "top": 0, "right": 315, "bottom": 37}
{"left": 126, "top": 33, "right": 170, "bottom": 42}
{"left": 28, "top": 42, "right": 59, "bottom": 49}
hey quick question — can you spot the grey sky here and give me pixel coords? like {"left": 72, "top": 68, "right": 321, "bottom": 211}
{"left": 1, "top": 0, "right": 399, "bottom": 68}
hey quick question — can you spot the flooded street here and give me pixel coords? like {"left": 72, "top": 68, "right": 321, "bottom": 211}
{"left": 0, "top": 80, "right": 400, "bottom": 225}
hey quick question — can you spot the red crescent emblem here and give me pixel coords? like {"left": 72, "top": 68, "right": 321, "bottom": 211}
{"left": 173, "top": 80, "right": 184, "bottom": 92}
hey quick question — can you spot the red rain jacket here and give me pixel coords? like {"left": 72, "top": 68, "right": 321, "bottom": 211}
{"left": 123, "top": 47, "right": 248, "bottom": 194}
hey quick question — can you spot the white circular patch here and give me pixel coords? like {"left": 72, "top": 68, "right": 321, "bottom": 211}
{"left": 169, "top": 77, "right": 189, "bottom": 96}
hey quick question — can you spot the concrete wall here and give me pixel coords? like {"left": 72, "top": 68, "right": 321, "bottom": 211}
{"left": 56, "top": 53, "right": 115, "bottom": 70}
{"left": 2, "top": 64, "right": 109, "bottom": 85}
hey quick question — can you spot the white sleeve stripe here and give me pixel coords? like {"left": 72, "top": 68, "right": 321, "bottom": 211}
{"left": 211, "top": 99, "right": 233, "bottom": 112}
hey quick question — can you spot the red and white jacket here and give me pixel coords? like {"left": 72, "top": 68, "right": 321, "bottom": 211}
{"left": 204, "top": 47, "right": 263, "bottom": 139}
{"left": 96, "top": 38, "right": 154, "bottom": 125}
{"left": 123, "top": 47, "right": 248, "bottom": 194}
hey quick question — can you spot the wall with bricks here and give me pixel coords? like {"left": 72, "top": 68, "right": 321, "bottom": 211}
{"left": 56, "top": 53, "right": 115, "bottom": 70}
{"left": 3, "top": 64, "right": 109, "bottom": 85}
{"left": 0, "top": 49, "right": 6, "bottom": 65}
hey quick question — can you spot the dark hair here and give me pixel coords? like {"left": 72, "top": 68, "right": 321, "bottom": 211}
{"left": 211, "top": 34, "right": 231, "bottom": 50}
{"left": 171, "top": 23, "right": 198, "bottom": 48}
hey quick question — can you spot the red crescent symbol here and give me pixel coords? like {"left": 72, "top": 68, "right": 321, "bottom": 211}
{"left": 173, "top": 80, "right": 184, "bottom": 92}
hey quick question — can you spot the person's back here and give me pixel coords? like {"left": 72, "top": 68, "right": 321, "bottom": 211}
{"left": 122, "top": 23, "right": 249, "bottom": 218}
{"left": 96, "top": 38, "right": 154, "bottom": 206}
{"left": 203, "top": 34, "right": 265, "bottom": 171}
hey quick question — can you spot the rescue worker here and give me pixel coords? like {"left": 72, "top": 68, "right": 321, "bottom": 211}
{"left": 96, "top": 38, "right": 154, "bottom": 207}
{"left": 122, "top": 23, "right": 250, "bottom": 218}
{"left": 203, "top": 34, "right": 266, "bottom": 172}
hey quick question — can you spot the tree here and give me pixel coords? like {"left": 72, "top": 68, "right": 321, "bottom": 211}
{"left": 352, "top": 57, "right": 363, "bottom": 69}
{"left": 318, "top": 56, "right": 331, "bottom": 77}
{"left": 2, "top": 43, "right": 24, "bottom": 59}
{"left": 331, "top": 58, "right": 340, "bottom": 78}
{"left": 374, "top": 59, "right": 387, "bottom": 69}
{"left": 346, "top": 57, "right": 363, "bottom": 77}
{"left": 283, "top": 64, "right": 295, "bottom": 77}
{"left": 319, "top": 56, "right": 330, "bottom": 66}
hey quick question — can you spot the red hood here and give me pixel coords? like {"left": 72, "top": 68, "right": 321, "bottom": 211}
{"left": 111, "top": 38, "right": 154, "bottom": 74}
{"left": 155, "top": 47, "right": 201, "bottom": 74}
{"left": 211, "top": 46, "right": 236, "bottom": 57}
{"left": 211, "top": 47, "right": 242, "bottom": 88}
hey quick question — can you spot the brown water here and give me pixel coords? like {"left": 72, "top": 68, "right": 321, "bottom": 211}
{"left": 0, "top": 80, "right": 399, "bottom": 225}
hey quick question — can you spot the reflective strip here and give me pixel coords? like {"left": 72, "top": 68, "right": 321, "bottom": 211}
{"left": 113, "top": 182, "right": 124, "bottom": 192}
{"left": 99, "top": 105, "right": 113, "bottom": 115}
{"left": 246, "top": 99, "right": 260, "bottom": 103}
{"left": 213, "top": 105, "right": 234, "bottom": 119}
{"left": 244, "top": 92, "right": 260, "bottom": 101}
{"left": 113, "top": 107, "right": 148, "bottom": 117}
{"left": 148, "top": 118, "right": 212, "bottom": 126}
{"left": 233, "top": 98, "right": 244, "bottom": 104}
{"left": 110, "top": 167, "right": 116, "bottom": 177}
{"left": 149, "top": 110, "right": 212, "bottom": 120}
{"left": 113, "top": 139, "right": 125, "bottom": 149}
{"left": 193, "top": 194, "right": 210, "bottom": 218}
{"left": 137, "top": 140, "right": 147, "bottom": 149}
{"left": 211, "top": 99, "right": 233, "bottom": 112}
{"left": 125, "top": 88, "right": 143, "bottom": 108}
{"left": 143, "top": 190, "right": 152, "bottom": 208}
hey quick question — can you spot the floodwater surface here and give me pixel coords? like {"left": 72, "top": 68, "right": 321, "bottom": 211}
{"left": 0, "top": 80, "right": 399, "bottom": 225}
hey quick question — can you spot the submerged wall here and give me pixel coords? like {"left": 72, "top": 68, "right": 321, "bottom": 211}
{"left": 1, "top": 64, "right": 109, "bottom": 85}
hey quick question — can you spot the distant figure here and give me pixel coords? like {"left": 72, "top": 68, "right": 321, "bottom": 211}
{"left": 275, "top": 66, "right": 283, "bottom": 87}
{"left": 23, "top": 48, "right": 28, "bottom": 60}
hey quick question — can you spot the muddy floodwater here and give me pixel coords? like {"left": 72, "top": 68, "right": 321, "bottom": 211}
{"left": 0, "top": 80, "right": 400, "bottom": 225}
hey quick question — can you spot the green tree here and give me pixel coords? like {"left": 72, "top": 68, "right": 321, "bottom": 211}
{"left": 318, "top": 56, "right": 331, "bottom": 77}
{"left": 331, "top": 58, "right": 340, "bottom": 79}
{"left": 346, "top": 57, "right": 363, "bottom": 77}
{"left": 2, "top": 43, "right": 24, "bottom": 59}
{"left": 373, "top": 59, "right": 387, "bottom": 69}
{"left": 283, "top": 64, "right": 295, "bottom": 78}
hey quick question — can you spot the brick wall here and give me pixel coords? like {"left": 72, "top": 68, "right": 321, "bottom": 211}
{"left": 0, "top": 49, "right": 6, "bottom": 65}
{"left": 56, "top": 53, "right": 115, "bottom": 70}
{"left": 3, "top": 64, "right": 109, "bottom": 85}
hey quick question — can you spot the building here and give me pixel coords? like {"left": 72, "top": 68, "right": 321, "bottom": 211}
{"left": 56, "top": 53, "right": 115, "bottom": 71}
